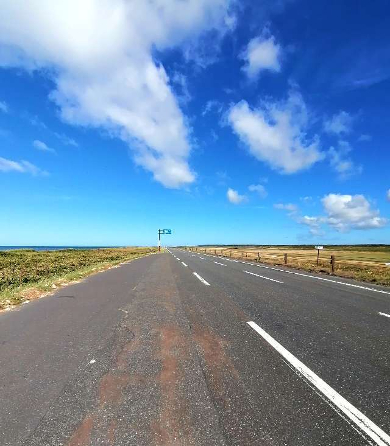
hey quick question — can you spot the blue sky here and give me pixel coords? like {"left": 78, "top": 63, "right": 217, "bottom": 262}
{"left": 0, "top": 0, "right": 389, "bottom": 246}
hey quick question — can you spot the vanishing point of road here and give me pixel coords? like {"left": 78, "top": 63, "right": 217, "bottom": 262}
{"left": 1, "top": 249, "right": 390, "bottom": 445}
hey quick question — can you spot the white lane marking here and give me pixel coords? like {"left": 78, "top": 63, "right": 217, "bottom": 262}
{"left": 379, "top": 312, "right": 390, "bottom": 318}
{"left": 247, "top": 321, "right": 390, "bottom": 446}
{"left": 199, "top": 257, "right": 205, "bottom": 260}
{"left": 193, "top": 272, "right": 210, "bottom": 286}
{"left": 181, "top": 262, "right": 188, "bottom": 267}
{"left": 244, "top": 270, "right": 283, "bottom": 284}
{"left": 214, "top": 261, "right": 227, "bottom": 266}
{"left": 253, "top": 264, "right": 390, "bottom": 295}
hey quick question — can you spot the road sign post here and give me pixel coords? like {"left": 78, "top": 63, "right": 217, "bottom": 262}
{"left": 158, "top": 229, "right": 172, "bottom": 251}
{"left": 315, "top": 246, "right": 324, "bottom": 266}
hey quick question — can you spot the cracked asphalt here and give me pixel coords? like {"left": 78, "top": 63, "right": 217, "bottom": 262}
{"left": 0, "top": 250, "right": 389, "bottom": 445}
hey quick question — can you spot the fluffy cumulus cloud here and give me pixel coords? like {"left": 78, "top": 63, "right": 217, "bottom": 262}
{"left": 242, "top": 34, "right": 281, "bottom": 79}
{"left": 324, "top": 111, "right": 353, "bottom": 135}
{"left": 322, "top": 194, "right": 387, "bottom": 231}
{"left": 284, "top": 194, "right": 386, "bottom": 234}
{"left": 297, "top": 215, "right": 322, "bottom": 236}
{"left": 248, "top": 184, "right": 267, "bottom": 198}
{"left": 0, "top": 0, "right": 234, "bottom": 188}
{"left": 0, "top": 156, "right": 47, "bottom": 175}
{"left": 33, "top": 139, "right": 55, "bottom": 153}
{"left": 228, "top": 91, "right": 324, "bottom": 174}
{"left": 328, "top": 140, "right": 362, "bottom": 179}
{"left": 227, "top": 188, "right": 246, "bottom": 204}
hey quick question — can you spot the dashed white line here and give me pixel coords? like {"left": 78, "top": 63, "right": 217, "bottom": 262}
{"left": 199, "top": 257, "right": 205, "bottom": 260}
{"left": 193, "top": 272, "right": 210, "bottom": 286}
{"left": 257, "top": 265, "right": 390, "bottom": 295}
{"left": 181, "top": 262, "right": 188, "bottom": 267}
{"left": 247, "top": 321, "right": 390, "bottom": 446}
{"left": 214, "top": 261, "right": 227, "bottom": 266}
{"left": 244, "top": 270, "right": 283, "bottom": 284}
{"left": 379, "top": 312, "right": 390, "bottom": 318}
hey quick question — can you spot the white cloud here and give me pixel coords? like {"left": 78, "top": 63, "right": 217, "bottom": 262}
{"left": 297, "top": 215, "right": 322, "bottom": 236}
{"left": 228, "top": 91, "right": 324, "bottom": 174}
{"left": 202, "top": 100, "right": 222, "bottom": 116}
{"left": 322, "top": 194, "right": 387, "bottom": 231}
{"left": 54, "top": 133, "right": 78, "bottom": 147}
{"left": 358, "top": 134, "right": 372, "bottom": 142}
{"left": 274, "top": 203, "right": 298, "bottom": 213}
{"left": 328, "top": 140, "right": 362, "bottom": 179}
{"left": 33, "top": 139, "right": 56, "bottom": 153}
{"left": 248, "top": 184, "right": 267, "bottom": 198}
{"left": 387, "top": 189, "right": 390, "bottom": 202}
{"left": 0, "top": 156, "right": 47, "bottom": 175}
{"left": 242, "top": 34, "right": 281, "bottom": 79}
{"left": 227, "top": 188, "right": 246, "bottom": 204}
{"left": 0, "top": 101, "right": 8, "bottom": 113}
{"left": 171, "top": 71, "right": 191, "bottom": 104}
{"left": 324, "top": 111, "right": 353, "bottom": 135}
{"left": 0, "top": 0, "right": 234, "bottom": 189}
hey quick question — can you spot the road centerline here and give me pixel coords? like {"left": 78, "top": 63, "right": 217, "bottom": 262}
{"left": 193, "top": 272, "right": 210, "bottom": 286}
{"left": 181, "top": 262, "right": 188, "bottom": 267}
{"left": 244, "top": 270, "right": 283, "bottom": 284}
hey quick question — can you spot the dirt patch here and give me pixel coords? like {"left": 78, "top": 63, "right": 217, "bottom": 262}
{"left": 67, "top": 415, "right": 94, "bottom": 446}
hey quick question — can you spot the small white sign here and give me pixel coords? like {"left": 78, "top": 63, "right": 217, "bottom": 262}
{"left": 315, "top": 246, "right": 324, "bottom": 250}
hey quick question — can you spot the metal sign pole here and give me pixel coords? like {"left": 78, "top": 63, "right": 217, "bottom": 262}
{"left": 157, "top": 229, "right": 172, "bottom": 251}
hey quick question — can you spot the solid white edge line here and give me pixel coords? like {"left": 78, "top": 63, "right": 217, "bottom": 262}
{"left": 247, "top": 321, "right": 390, "bottom": 446}
{"left": 181, "top": 262, "right": 188, "bottom": 267}
{"left": 252, "top": 264, "right": 390, "bottom": 295}
{"left": 379, "top": 312, "right": 390, "bottom": 318}
{"left": 193, "top": 272, "right": 210, "bottom": 286}
{"left": 244, "top": 270, "right": 283, "bottom": 284}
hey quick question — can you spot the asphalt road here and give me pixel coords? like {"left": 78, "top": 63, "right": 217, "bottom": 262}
{"left": 1, "top": 249, "right": 390, "bottom": 445}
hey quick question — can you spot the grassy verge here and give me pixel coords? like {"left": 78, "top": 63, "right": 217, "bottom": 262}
{"left": 0, "top": 247, "right": 158, "bottom": 310}
{"left": 188, "top": 246, "right": 390, "bottom": 287}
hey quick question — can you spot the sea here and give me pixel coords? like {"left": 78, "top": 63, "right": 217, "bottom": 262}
{"left": 0, "top": 246, "right": 118, "bottom": 251}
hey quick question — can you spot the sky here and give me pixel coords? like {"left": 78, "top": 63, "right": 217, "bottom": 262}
{"left": 0, "top": 0, "right": 389, "bottom": 247}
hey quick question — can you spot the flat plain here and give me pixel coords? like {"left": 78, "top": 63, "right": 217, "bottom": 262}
{"left": 190, "top": 245, "right": 390, "bottom": 286}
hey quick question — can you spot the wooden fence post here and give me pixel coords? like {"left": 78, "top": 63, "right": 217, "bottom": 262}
{"left": 330, "top": 255, "right": 336, "bottom": 274}
{"left": 257, "top": 252, "right": 260, "bottom": 262}
{"left": 284, "top": 253, "right": 288, "bottom": 265}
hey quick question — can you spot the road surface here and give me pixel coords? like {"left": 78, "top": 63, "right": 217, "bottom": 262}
{"left": 0, "top": 249, "right": 389, "bottom": 445}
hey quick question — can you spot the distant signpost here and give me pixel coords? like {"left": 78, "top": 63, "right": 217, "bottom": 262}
{"left": 315, "top": 245, "right": 324, "bottom": 265}
{"left": 158, "top": 229, "right": 172, "bottom": 251}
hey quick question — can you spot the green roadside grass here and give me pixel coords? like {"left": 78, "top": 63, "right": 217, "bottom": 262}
{"left": 0, "top": 247, "right": 158, "bottom": 310}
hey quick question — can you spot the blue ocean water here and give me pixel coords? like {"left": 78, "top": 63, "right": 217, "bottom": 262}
{"left": 0, "top": 246, "right": 118, "bottom": 251}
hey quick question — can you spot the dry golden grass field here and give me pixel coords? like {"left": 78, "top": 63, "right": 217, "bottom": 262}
{"left": 187, "top": 245, "right": 390, "bottom": 286}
